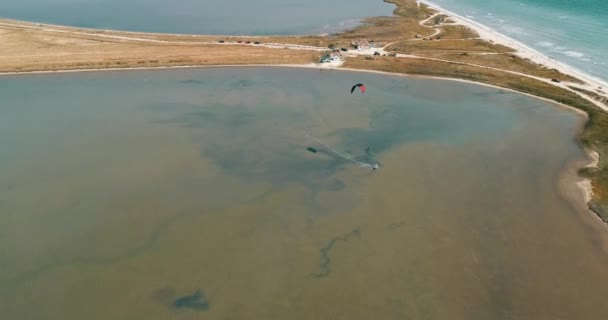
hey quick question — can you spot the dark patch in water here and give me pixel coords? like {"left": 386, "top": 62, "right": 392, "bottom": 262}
{"left": 203, "top": 140, "right": 348, "bottom": 191}
{"left": 330, "top": 96, "right": 502, "bottom": 158}
{"left": 180, "top": 79, "right": 205, "bottom": 85}
{"left": 225, "top": 111, "right": 256, "bottom": 126}
{"left": 173, "top": 289, "right": 209, "bottom": 310}
{"left": 142, "top": 102, "right": 208, "bottom": 114}
{"left": 310, "top": 227, "right": 361, "bottom": 278}
{"left": 231, "top": 79, "right": 254, "bottom": 89}
{"left": 151, "top": 80, "right": 499, "bottom": 193}
{"left": 188, "top": 110, "right": 218, "bottom": 120}
{"left": 335, "top": 105, "right": 444, "bottom": 156}
{"left": 158, "top": 103, "right": 349, "bottom": 191}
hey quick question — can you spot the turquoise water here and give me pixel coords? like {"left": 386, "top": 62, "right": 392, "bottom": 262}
{"left": 0, "top": 0, "right": 393, "bottom": 35}
{"left": 2, "top": 68, "right": 608, "bottom": 319}
{"left": 427, "top": 0, "right": 608, "bottom": 83}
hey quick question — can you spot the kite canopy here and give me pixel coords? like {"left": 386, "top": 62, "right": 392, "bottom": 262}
{"left": 350, "top": 83, "right": 366, "bottom": 94}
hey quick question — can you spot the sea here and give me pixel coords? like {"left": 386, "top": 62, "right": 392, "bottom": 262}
{"left": 425, "top": 0, "right": 608, "bottom": 83}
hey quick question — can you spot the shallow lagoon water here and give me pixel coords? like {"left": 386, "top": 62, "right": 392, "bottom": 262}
{"left": 1, "top": 68, "right": 608, "bottom": 319}
{"left": 0, "top": 0, "right": 393, "bottom": 35}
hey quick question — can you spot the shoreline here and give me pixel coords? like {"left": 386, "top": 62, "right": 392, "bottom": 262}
{"left": 413, "top": 0, "right": 605, "bottom": 221}
{"left": 559, "top": 147, "right": 608, "bottom": 252}
{"left": 419, "top": 0, "right": 608, "bottom": 90}
{"left": 577, "top": 150, "right": 599, "bottom": 204}
{"left": 5, "top": 2, "right": 605, "bottom": 91}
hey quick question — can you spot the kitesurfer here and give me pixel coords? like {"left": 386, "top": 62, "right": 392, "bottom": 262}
{"left": 350, "top": 83, "right": 366, "bottom": 94}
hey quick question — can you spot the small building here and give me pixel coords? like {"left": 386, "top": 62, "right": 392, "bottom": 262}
{"left": 356, "top": 39, "right": 371, "bottom": 51}
{"left": 320, "top": 52, "right": 342, "bottom": 63}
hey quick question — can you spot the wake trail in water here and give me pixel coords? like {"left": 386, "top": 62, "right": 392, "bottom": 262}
{"left": 299, "top": 130, "right": 378, "bottom": 169}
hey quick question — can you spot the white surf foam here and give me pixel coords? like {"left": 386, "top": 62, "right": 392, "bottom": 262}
{"left": 564, "top": 51, "right": 585, "bottom": 58}
{"left": 537, "top": 41, "right": 554, "bottom": 47}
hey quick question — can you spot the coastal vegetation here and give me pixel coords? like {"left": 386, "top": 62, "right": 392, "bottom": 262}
{"left": 0, "top": 0, "right": 607, "bottom": 222}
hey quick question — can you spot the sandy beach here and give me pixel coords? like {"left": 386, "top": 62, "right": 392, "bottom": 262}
{"left": 577, "top": 150, "right": 600, "bottom": 203}
{"left": 420, "top": 0, "right": 608, "bottom": 90}
{"left": 416, "top": 0, "right": 606, "bottom": 217}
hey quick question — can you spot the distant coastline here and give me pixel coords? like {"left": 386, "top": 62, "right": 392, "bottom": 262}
{"left": 418, "top": 0, "right": 607, "bottom": 90}
{"left": 418, "top": 0, "right": 608, "bottom": 87}
{"left": 1, "top": 0, "right": 607, "bottom": 225}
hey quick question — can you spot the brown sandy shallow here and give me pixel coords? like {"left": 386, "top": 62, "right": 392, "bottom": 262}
{"left": 2, "top": 68, "right": 608, "bottom": 319}
{"left": 1, "top": 0, "right": 608, "bottom": 224}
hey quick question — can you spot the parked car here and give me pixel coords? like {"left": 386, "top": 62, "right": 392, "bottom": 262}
{"left": 340, "top": 48, "right": 348, "bottom": 52}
